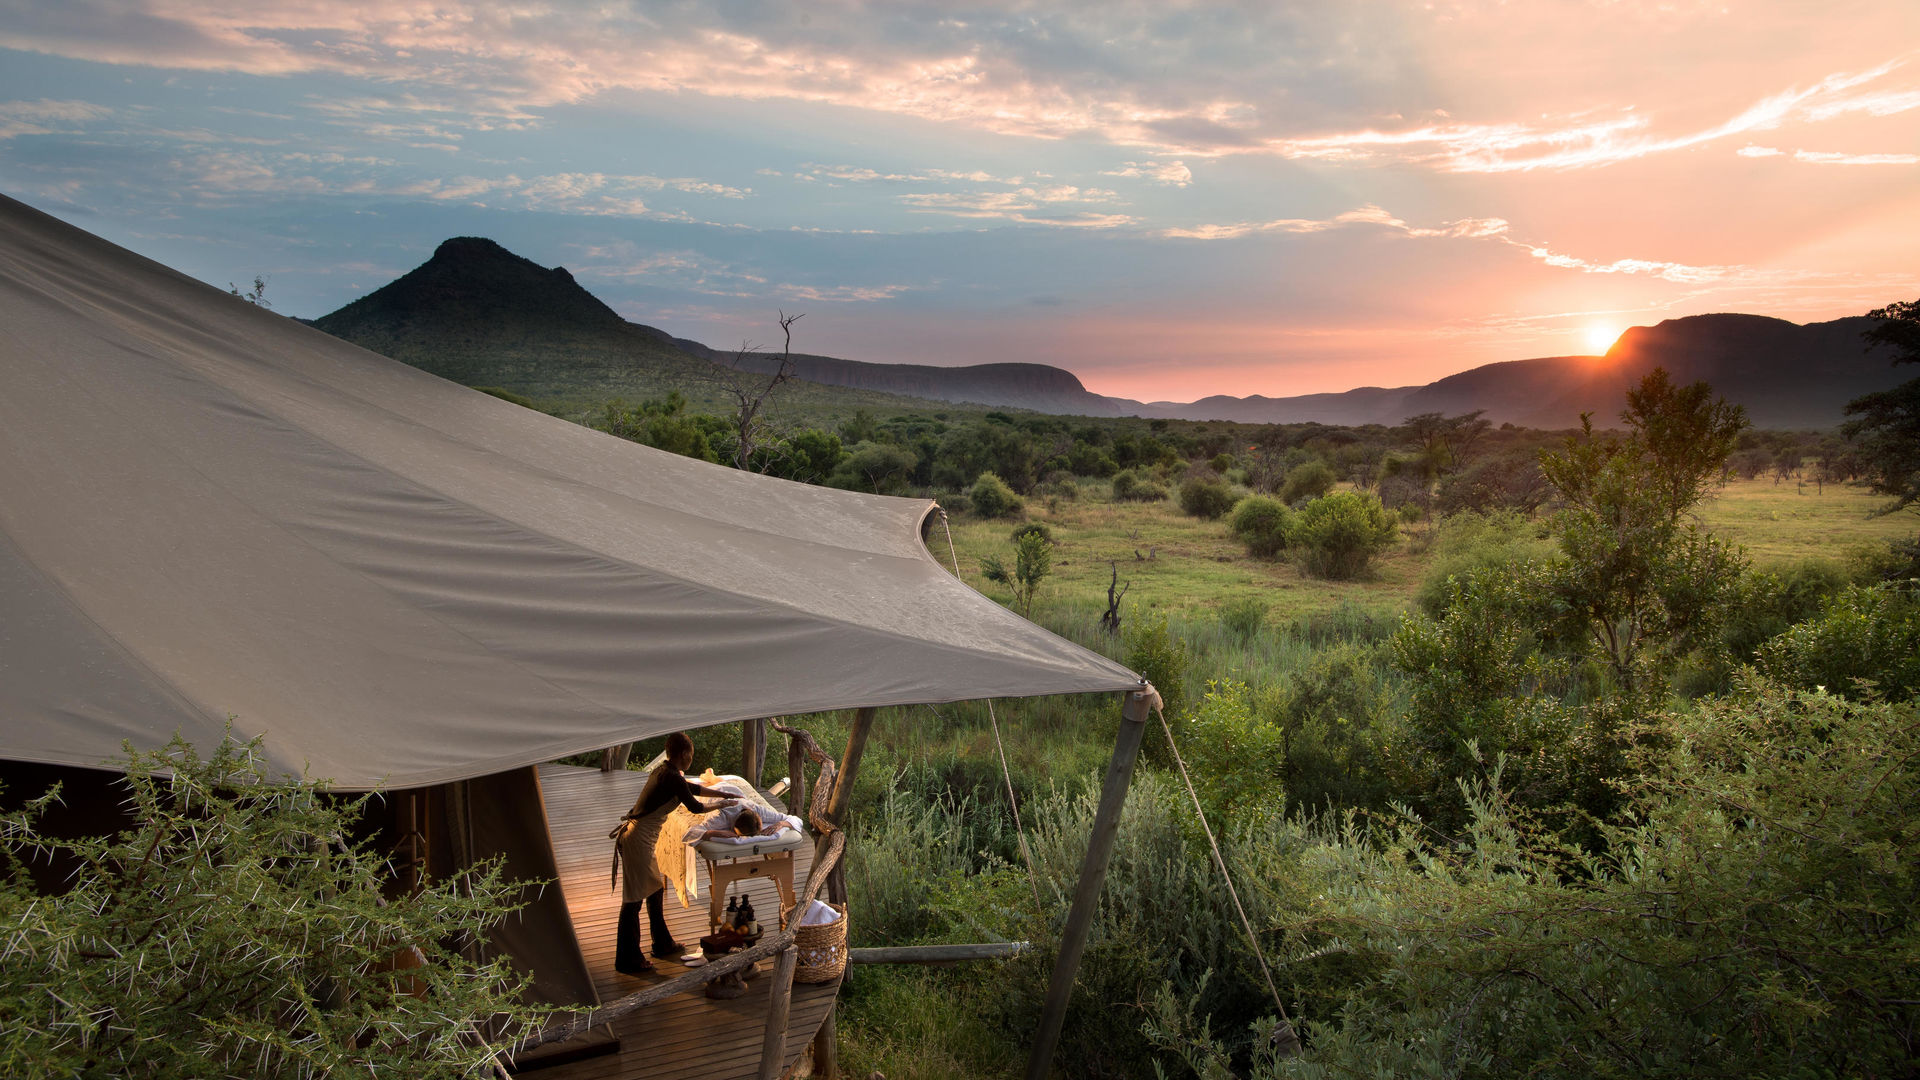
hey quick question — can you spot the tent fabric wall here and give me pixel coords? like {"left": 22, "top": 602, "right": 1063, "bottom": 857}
{"left": 0, "top": 193, "right": 1142, "bottom": 791}
{"left": 458, "top": 768, "right": 600, "bottom": 1008}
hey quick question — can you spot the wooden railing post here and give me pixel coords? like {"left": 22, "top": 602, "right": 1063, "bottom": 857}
{"left": 1025, "top": 685, "right": 1156, "bottom": 1080}
{"left": 811, "top": 1005, "right": 838, "bottom": 1079}
{"left": 755, "top": 945, "right": 801, "bottom": 1080}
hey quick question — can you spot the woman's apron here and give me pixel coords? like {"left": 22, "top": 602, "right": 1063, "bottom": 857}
{"left": 610, "top": 768, "right": 678, "bottom": 903}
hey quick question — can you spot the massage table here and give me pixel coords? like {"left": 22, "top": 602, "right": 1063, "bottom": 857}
{"left": 658, "top": 772, "right": 808, "bottom": 929}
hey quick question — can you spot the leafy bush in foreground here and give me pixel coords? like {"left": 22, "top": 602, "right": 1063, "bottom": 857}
{"left": 1757, "top": 582, "right": 1920, "bottom": 700}
{"left": 1153, "top": 681, "right": 1920, "bottom": 1080}
{"left": 0, "top": 734, "right": 545, "bottom": 1079}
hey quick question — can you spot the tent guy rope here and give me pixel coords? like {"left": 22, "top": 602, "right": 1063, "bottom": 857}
{"left": 937, "top": 508, "right": 1045, "bottom": 913}
{"left": 1155, "top": 704, "right": 1302, "bottom": 1056}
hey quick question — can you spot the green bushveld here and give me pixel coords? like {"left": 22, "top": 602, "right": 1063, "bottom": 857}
{"left": 28, "top": 310, "right": 1920, "bottom": 1078}
{"left": 538, "top": 313, "right": 1920, "bottom": 1076}
{"left": 0, "top": 733, "right": 547, "bottom": 1079}
{"left": 815, "top": 367, "right": 1920, "bottom": 1079}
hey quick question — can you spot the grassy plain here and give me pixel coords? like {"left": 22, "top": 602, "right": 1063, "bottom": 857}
{"left": 1696, "top": 475, "right": 1912, "bottom": 565}
{"left": 943, "top": 476, "right": 1913, "bottom": 628}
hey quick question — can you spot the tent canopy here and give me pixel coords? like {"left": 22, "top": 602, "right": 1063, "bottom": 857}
{"left": 0, "top": 195, "right": 1140, "bottom": 790}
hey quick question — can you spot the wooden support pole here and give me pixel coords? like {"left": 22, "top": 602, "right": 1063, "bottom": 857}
{"left": 755, "top": 944, "right": 801, "bottom": 1080}
{"left": 742, "top": 717, "right": 768, "bottom": 788}
{"left": 811, "top": 1004, "right": 838, "bottom": 1080}
{"left": 823, "top": 707, "right": 876, "bottom": 827}
{"left": 787, "top": 734, "right": 808, "bottom": 819}
{"left": 440, "top": 779, "right": 482, "bottom": 966}
{"left": 1025, "top": 685, "right": 1156, "bottom": 1080}
{"left": 818, "top": 706, "right": 876, "bottom": 906}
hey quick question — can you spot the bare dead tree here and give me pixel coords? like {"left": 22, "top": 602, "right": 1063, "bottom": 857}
{"left": 1100, "top": 561, "right": 1130, "bottom": 635}
{"left": 704, "top": 310, "right": 804, "bottom": 471}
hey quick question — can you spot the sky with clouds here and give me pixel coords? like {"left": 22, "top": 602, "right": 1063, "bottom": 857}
{"left": 2, "top": 1, "right": 1916, "bottom": 401}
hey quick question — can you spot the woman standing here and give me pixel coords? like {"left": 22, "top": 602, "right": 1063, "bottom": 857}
{"left": 612, "top": 731, "right": 735, "bottom": 975}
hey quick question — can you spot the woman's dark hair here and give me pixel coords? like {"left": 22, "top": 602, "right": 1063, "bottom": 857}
{"left": 735, "top": 808, "right": 762, "bottom": 835}
{"left": 666, "top": 731, "right": 693, "bottom": 760}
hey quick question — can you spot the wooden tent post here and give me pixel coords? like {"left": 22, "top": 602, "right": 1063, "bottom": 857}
{"left": 787, "top": 734, "right": 808, "bottom": 820}
{"left": 741, "top": 717, "right": 768, "bottom": 787}
{"left": 820, "top": 706, "right": 876, "bottom": 904}
{"left": 1025, "top": 685, "right": 1155, "bottom": 1080}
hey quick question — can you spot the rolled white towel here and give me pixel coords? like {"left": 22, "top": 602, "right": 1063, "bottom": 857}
{"left": 798, "top": 899, "right": 840, "bottom": 927}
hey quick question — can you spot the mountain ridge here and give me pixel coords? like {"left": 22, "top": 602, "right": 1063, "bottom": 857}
{"left": 313, "top": 237, "right": 1906, "bottom": 429}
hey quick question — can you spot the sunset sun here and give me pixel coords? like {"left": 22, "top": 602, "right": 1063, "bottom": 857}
{"left": 1584, "top": 323, "right": 1621, "bottom": 355}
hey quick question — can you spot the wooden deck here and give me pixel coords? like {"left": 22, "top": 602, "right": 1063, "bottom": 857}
{"left": 522, "top": 764, "right": 839, "bottom": 1080}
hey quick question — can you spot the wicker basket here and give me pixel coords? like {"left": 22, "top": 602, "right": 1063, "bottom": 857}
{"left": 793, "top": 902, "right": 848, "bottom": 984}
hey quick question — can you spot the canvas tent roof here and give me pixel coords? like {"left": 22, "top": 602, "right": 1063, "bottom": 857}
{"left": 0, "top": 194, "right": 1140, "bottom": 790}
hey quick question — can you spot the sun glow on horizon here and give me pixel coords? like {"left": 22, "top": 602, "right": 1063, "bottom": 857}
{"left": 1583, "top": 323, "right": 1621, "bottom": 355}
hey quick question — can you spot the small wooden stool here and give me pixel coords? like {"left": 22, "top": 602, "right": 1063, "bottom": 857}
{"left": 705, "top": 848, "right": 797, "bottom": 930}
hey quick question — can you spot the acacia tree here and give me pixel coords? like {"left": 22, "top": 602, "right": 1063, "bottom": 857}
{"left": 1844, "top": 298, "right": 1920, "bottom": 516}
{"left": 1538, "top": 368, "right": 1748, "bottom": 697}
{"left": 1393, "top": 371, "right": 1749, "bottom": 825}
{"left": 0, "top": 733, "right": 545, "bottom": 1079}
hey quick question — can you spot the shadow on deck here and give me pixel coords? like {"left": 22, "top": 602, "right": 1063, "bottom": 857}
{"left": 520, "top": 764, "right": 839, "bottom": 1079}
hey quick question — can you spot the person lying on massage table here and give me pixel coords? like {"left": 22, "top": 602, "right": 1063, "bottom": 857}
{"left": 688, "top": 807, "right": 799, "bottom": 841}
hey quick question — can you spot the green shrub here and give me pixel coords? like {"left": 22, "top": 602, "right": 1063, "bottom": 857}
{"left": 1293, "top": 490, "right": 1399, "bottom": 579}
{"left": 1209, "top": 452, "right": 1236, "bottom": 474}
{"left": 1124, "top": 614, "right": 1188, "bottom": 727}
{"left": 1229, "top": 495, "right": 1294, "bottom": 559}
{"left": 1756, "top": 583, "right": 1920, "bottom": 700}
{"left": 1066, "top": 442, "right": 1119, "bottom": 478}
{"left": 969, "top": 471, "right": 1024, "bottom": 518}
{"left": 829, "top": 441, "right": 919, "bottom": 494}
{"left": 0, "top": 734, "right": 546, "bottom": 1078}
{"left": 1278, "top": 460, "right": 1337, "bottom": 505}
{"left": 1019, "top": 775, "right": 1275, "bottom": 1076}
{"left": 1176, "top": 681, "right": 1287, "bottom": 831}
{"left": 1039, "top": 473, "right": 1080, "bottom": 501}
{"left": 981, "top": 530, "right": 1053, "bottom": 617}
{"left": 1178, "top": 476, "right": 1236, "bottom": 520}
{"left": 1219, "top": 596, "right": 1268, "bottom": 639}
{"left": 1271, "top": 643, "right": 1400, "bottom": 812}
{"left": 1010, "top": 521, "right": 1054, "bottom": 545}
{"left": 1159, "top": 682, "right": 1920, "bottom": 1080}
{"left": 1111, "top": 468, "right": 1167, "bottom": 502}
{"left": 1714, "top": 557, "right": 1851, "bottom": 663}
{"left": 1415, "top": 510, "right": 1554, "bottom": 618}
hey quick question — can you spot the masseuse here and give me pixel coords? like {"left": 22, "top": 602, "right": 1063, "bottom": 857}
{"left": 612, "top": 731, "right": 736, "bottom": 975}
